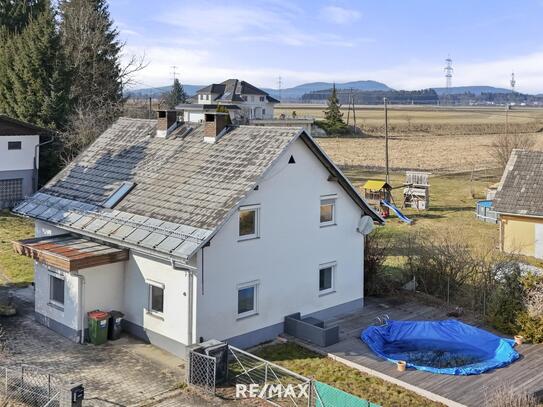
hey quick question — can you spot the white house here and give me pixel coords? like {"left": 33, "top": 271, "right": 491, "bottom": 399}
{"left": 0, "top": 115, "right": 48, "bottom": 208}
{"left": 178, "top": 79, "right": 280, "bottom": 124}
{"left": 12, "top": 112, "right": 382, "bottom": 357}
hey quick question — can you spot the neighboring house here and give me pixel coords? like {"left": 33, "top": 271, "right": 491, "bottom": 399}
{"left": 0, "top": 115, "right": 49, "bottom": 208}
{"left": 493, "top": 149, "right": 543, "bottom": 259}
{"left": 12, "top": 111, "right": 382, "bottom": 357}
{"left": 178, "top": 79, "right": 280, "bottom": 123}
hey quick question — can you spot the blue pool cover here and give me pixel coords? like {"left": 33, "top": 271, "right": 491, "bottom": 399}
{"left": 361, "top": 320, "right": 519, "bottom": 375}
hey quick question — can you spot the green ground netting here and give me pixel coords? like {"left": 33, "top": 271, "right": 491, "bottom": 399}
{"left": 314, "top": 381, "right": 380, "bottom": 407}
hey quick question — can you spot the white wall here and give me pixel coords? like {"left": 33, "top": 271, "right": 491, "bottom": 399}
{"left": 80, "top": 263, "right": 124, "bottom": 326}
{"left": 34, "top": 262, "right": 81, "bottom": 332}
{"left": 196, "top": 137, "right": 364, "bottom": 343}
{"left": 0, "top": 135, "right": 39, "bottom": 171}
{"left": 123, "top": 252, "right": 196, "bottom": 346}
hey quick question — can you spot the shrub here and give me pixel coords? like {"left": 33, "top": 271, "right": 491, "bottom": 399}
{"left": 484, "top": 384, "right": 538, "bottom": 407}
{"left": 486, "top": 264, "right": 525, "bottom": 335}
{"left": 364, "top": 230, "right": 396, "bottom": 296}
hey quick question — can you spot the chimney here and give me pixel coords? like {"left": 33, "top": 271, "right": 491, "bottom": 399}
{"left": 203, "top": 112, "right": 229, "bottom": 143}
{"left": 156, "top": 110, "right": 178, "bottom": 138}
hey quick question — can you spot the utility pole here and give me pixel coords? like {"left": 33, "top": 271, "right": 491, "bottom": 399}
{"left": 384, "top": 97, "right": 389, "bottom": 183}
{"left": 148, "top": 97, "right": 152, "bottom": 119}
{"left": 505, "top": 103, "right": 509, "bottom": 138}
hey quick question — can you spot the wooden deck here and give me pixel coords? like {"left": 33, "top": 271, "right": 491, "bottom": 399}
{"left": 303, "top": 297, "right": 543, "bottom": 407}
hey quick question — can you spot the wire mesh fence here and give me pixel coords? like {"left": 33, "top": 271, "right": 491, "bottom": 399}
{"left": 224, "top": 345, "right": 311, "bottom": 407}
{"left": 187, "top": 350, "right": 217, "bottom": 395}
{"left": 0, "top": 365, "right": 62, "bottom": 407}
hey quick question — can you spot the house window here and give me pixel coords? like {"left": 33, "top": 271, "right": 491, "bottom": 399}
{"left": 260, "top": 96, "right": 265, "bottom": 102}
{"left": 320, "top": 195, "right": 336, "bottom": 226}
{"left": 8, "top": 141, "right": 21, "bottom": 150}
{"left": 239, "top": 205, "right": 259, "bottom": 239}
{"left": 148, "top": 282, "right": 164, "bottom": 314}
{"left": 319, "top": 262, "right": 336, "bottom": 295}
{"left": 49, "top": 274, "right": 65, "bottom": 307}
{"left": 262, "top": 109, "right": 266, "bottom": 116}
{"left": 237, "top": 281, "right": 258, "bottom": 318}
{"left": 242, "top": 95, "right": 247, "bottom": 101}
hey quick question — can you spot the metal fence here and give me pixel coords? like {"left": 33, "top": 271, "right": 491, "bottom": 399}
{"left": 227, "top": 345, "right": 312, "bottom": 407}
{"left": 0, "top": 365, "right": 62, "bottom": 407}
{"left": 188, "top": 343, "right": 377, "bottom": 406}
{"left": 187, "top": 351, "right": 217, "bottom": 395}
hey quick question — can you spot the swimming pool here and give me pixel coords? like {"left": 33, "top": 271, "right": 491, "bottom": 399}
{"left": 361, "top": 320, "right": 519, "bottom": 375}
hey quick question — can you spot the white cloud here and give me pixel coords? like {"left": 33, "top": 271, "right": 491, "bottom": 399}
{"left": 321, "top": 5, "right": 362, "bottom": 24}
{"left": 152, "top": 1, "right": 368, "bottom": 48}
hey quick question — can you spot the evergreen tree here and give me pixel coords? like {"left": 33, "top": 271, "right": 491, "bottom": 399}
{"left": 0, "top": 0, "right": 46, "bottom": 34}
{"left": 321, "top": 83, "right": 348, "bottom": 134}
{"left": 0, "top": 3, "right": 70, "bottom": 129}
{"left": 324, "top": 84, "right": 344, "bottom": 125}
{"left": 162, "top": 78, "right": 188, "bottom": 109}
{"left": 59, "top": 0, "right": 122, "bottom": 110}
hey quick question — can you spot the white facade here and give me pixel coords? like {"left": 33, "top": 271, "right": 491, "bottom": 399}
{"left": 195, "top": 138, "right": 364, "bottom": 345}
{"left": 0, "top": 135, "right": 39, "bottom": 172}
{"left": 30, "top": 137, "right": 368, "bottom": 355}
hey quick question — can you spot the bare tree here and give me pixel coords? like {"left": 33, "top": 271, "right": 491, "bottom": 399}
{"left": 491, "top": 132, "right": 536, "bottom": 170}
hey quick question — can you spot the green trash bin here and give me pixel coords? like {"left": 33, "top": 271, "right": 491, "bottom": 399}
{"left": 87, "top": 310, "right": 109, "bottom": 345}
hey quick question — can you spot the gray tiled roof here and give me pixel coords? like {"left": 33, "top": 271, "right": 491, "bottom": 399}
{"left": 493, "top": 149, "right": 543, "bottom": 217}
{"left": 195, "top": 79, "right": 277, "bottom": 103}
{"left": 14, "top": 117, "right": 382, "bottom": 261}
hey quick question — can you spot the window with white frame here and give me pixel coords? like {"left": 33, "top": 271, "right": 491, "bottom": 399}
{"left": 237, "top": 281, "right": 258, "bottom": 317}
{"left": 148, "top": 281, "right": 164, "bottom": 314}
{"left": 320, "top": 195, "right": 336, "bottom": 226}
{"left": 319, "top": 262, "right": 336, "bottom": 294}
{"left": 49, "top": 273, "right": 65, "bottom": 307}
{"left": 239, "top": 205, "right": 260, "bottom": 239}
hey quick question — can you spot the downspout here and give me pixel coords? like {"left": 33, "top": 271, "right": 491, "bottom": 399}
{"left": 33, "top": 138, "right": 53, "bottom": 192}
{"left": 73, "top": 273, "right": 86, "bottom": 344}
{"left": 170, "top": 259, "right": 195, "bottom": 346}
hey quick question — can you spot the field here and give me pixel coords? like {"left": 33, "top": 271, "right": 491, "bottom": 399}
{"left": 277, "top": 104, "right": 543, "bottom": 173}
{"left": 0, "top": 211, "right": 34, "bottom": 285}
{"left": 343, "top": 169, "right": 500, "bottom": 253}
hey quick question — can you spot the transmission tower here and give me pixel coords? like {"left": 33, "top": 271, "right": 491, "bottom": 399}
{"left": 510, "top": 72, "right": 516, "bottom": 93}
{"left": 277, "top": 76, "right": 282, "bottom": 101}
{"left": 170, "top": 65, "right": 178, "bottom": 81}
{"left": 444, "top": 56, "right": 453, "bottom": 91}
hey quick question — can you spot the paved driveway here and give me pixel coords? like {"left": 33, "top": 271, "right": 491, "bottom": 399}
{"left": 0, "top": 287, "right": 234, "bottom": 406}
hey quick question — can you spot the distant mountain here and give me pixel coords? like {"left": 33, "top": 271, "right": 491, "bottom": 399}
{"left": 432, "top": 86, "right": 512, "bottom": 96}
{"left": 126, "top": 84, "right": 205, "bottom": 98}
{"left": 263, "top": 80, "right": 392, "bottom": 100}
{"left": 127, "top": 81, "right": 522, "bottom": 101}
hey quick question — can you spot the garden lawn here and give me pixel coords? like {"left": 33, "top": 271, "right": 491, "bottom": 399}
{"left": 253, "top": 342, "right": 443, "bottom": 407}
{"left": 0, "top": 210, "right": 34, "bottom": 285}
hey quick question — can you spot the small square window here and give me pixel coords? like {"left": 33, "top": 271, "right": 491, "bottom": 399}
{"left": 149, "top": 284, "right": 164, "bottom": 314}
{"left": 320, "top": 196, "right": 336, "bottom": 226}
{"left": 237, "top": 282, "right": 258, "bottom": 317}
{"left": 239, "top": 206, "right": 259, "bottom": 239}
{"left": 319, "top": 263, "right": 336, "bottom": 294}
{"left": 8, "top": 141, "right": 21, "bottom": 150}
{"left": 260, "top": 96, "right": 265, "bottom": 102}
{"left": 49, "top": 274, "right": 65, "bottom": 306}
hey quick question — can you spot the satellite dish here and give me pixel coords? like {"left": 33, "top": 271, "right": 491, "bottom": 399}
{"left": 357, "top": 216, "right": 374, "bottom": 236}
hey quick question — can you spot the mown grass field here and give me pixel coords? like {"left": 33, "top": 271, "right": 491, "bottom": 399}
{"left": 0, "top": 210, "right": 34, "bottom": 285}
{"left": 343, "top": 168, "right": 500, "bottom": 252}
{"left": 253, "top": 342, "right": 443, "bottom": 407}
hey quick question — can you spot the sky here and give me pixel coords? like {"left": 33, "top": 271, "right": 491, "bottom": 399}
{"left": 109, "top": 0, "right": 543, "bottom": 93}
